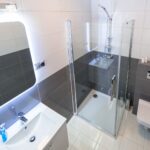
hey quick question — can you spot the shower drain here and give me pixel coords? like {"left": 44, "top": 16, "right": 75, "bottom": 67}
{"left": 29, "top": 136, "right": 36, "bottom": 143}
{"left": 93, "top": 94, "right": 98, "bottom": 98}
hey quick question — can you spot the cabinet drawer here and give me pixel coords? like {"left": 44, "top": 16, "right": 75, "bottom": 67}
{"left": 42, "top": 123, "right": 68, "bottom": 150}
{"left": 43, "top": 141, "right": 54, "bottom": 150}
{"left": 51, "top": 123, "right": 68, "bottom": 150}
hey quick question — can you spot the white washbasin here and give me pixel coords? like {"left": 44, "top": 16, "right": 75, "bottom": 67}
{"left": 0, "top": 103, "right": 66, "bottom": 150}
{"left": 6, "top": 114, "right": 55, "bottom": 150}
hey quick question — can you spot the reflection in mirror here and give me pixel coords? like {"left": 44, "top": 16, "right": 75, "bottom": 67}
{"left": 0, "top": 22, "right": 36, "bottom": 106}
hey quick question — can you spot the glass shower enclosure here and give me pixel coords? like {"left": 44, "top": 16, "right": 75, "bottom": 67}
{"left": 66, "top": 16, "right": 135, "bottom": 136}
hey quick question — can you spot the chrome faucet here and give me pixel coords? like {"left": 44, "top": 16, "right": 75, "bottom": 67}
{"left": 10, "top": 106, "right": 28, "bottom": 123}
{"left": 17, "top": 112, "right": 28, "bottom": 123}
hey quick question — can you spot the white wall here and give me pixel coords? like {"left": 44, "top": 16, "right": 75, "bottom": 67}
{"left": 0, "top": 22, "right": 28, "bottom": 56}
{"left": 91, "top": 0, "right": 150, "bottom": 59}
{"left": 0, "top": 0, "right": 149, "bottom": 82}
{"left": 14, "top": 0, "right": 91, "bottom": 83}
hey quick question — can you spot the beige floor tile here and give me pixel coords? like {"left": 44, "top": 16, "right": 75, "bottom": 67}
{"left": 122, "top": 112, "right": 145, "bottom": 146}
{"left": 118, "top": 111, "right": 128, "bottom": 136}
{"left": 71, "top": 134, "right": 97, "bottom": 150}
{"left": 68, "top": 145, "right": 72, "bottom": 150}
{"left": 67, "top": 124, "right": 79, "bottom": 148}
{"left": 68, "top": 116, "right": 101, "bottom": 142}
{"left": 144, "top": 129, "right": 150, "bottom": 150}
{"left": 120, "top": 137, "right": 144, "bottom": 150}
{"left": 95, "top": 134, "right": 121, "bottom": 150}
{"left": 67, "top": 125, "right": 79, "bottom": 139}
{"left": 67, "top": 110, "right": 150, "bottom": 150}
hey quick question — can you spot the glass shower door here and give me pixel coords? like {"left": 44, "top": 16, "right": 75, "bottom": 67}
{"left": 66, "top": 16, "right": 134, "bottom": 136}
{"left": 116, "top": 20, "right": 135, "bottom": 134}
{"left": 66, "top": 19, "right": 120, "bottom": 135}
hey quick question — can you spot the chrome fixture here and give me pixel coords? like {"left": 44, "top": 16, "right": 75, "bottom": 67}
{"left": 98, "top": 5, "right": 112, "bottom": 21}
{"left": 98, "top": 4, "right": 113, "bottom": 54}
{"left": 10, "top": 106, "right": 28, "bottom": 123}
{"left": 110, "top": 75, "right": 116, "bottom": 101}
{"left": 0, "top": 123, "right": 5, "bottom": 130}
{"left": 17, "top": 112, "right": 28, "bottom": 123}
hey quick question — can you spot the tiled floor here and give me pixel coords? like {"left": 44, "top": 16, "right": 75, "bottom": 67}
{"left": 67, "top": 110, "right": 150, "bottom": 150}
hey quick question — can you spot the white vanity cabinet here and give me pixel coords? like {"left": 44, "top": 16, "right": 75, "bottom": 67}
{"left": 0, "top": 103, "right": 69, "bottom": 150}
{"left": 43, "top": 123, "right": 68, "bottom": 150}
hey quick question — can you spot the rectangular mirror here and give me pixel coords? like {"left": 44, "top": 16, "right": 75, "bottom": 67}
{"left": 0, "top": 22, "right": 36, "bottom": 106}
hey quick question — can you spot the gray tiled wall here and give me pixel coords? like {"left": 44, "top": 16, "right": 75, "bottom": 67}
{"left": 89, "top": 53, "right": 118, "bottom": 95}
{"left": 73, "top": 51, "right": 139, "bottom": 108}
{"left": 0, "top": 50, "right": 142, "bottom": 128}
{"left": 73, "top": 51, "right": 120, "bottom": 107}
{"left": 133, "top": 61, "right": 150, "bottom": 114}
{"left": 0, "top": 65, "right": 74, "bottom": 127}
{"left": 127, "top": 58, "right": 139, "bottom": 105}
{"left": 38, "top": 66, "right": 73, "bottom": 121}
{"left": 74, "top": 52, "right": 93, "bottom": 106}
{"left": 0, "top": 49, "right": 36, "bottom": 106}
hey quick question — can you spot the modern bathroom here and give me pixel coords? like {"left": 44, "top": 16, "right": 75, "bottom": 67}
{"left": 0, "top": 0, "right": 150, "bottom": 149}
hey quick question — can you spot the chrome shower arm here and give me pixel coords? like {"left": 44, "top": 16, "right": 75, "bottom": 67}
{"left": 98, "top": 4, "right": 112, "bottom": 21}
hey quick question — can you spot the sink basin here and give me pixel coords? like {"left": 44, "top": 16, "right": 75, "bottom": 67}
{"left": 89, "top": 57, "right": 114, "bottom": 70}
{"left": 6, "top": 113, "right": 55, "bottom": 150}
{"left": 0, "top": 103, "right": 66, "bottom": 150}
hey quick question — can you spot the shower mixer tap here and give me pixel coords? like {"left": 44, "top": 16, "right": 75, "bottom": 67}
{"left": 110, "top": 75, "right": 116, "bottom": 101}
{"left": 98, "top": 4, "right": 113, "bottom": 54}
{"left": 10, "top": 106, "right": 28, "bottom": 124}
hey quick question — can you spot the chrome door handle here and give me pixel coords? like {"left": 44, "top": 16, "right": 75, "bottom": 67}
{"left": 110, "top": 75, "right": 116, "bottom": 101}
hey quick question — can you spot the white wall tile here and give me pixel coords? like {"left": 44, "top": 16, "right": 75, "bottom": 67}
{"left": 16, "top": 0, "right": 91, "bottom": 83}
{"left": 116, "top": 0, "right": 147, "bottom": 12}
{"left": 0, "top": 39, "right": 16, "bottom": 56}
{"left": 91, "top": 0, "right": 150, "bottom": 59}
{"left": 133, "top": 29, "right": 143, "bottom": 44}
{"left": 15, "top": 37, "right": 29, "bottom": 50}
{"left": 0, "top": 22, "right": 28, "bottom": 56}
{"left": 141, "top": 29, "right": 150, "bottom": 46}
{"left": 140, "top": 45, "right": 150, "bottom": 58}
{"left": 144, "top": 13, "right": 150, "bottom": 29}
{"left": 21, "top": 0, "right": 61, "bottom": 11}
{"left": 0, "top": 23, "right": 14, "bottom": 41}
{"left": 131, "top": 44, "right": 141, "bottom": 59}
{"left": 146, "top": 0, "right": 150, "bottom": 12}
{"left": 60, "top": 0, "right": 91, "bottom": 12}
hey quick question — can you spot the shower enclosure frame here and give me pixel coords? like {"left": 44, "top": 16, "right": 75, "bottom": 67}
{"left": 66, "top": 19, "right": 135, "bottom": 137}
{"left": 66, "top": 20, "right": 78, "bottom": 115}
{"left": 114, "top": 20, "right": 135, "bottom": 136}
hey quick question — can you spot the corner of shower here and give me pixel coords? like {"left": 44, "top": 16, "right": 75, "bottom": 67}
{"left": 65, "top": 18, "right": 135, "bottom": 137}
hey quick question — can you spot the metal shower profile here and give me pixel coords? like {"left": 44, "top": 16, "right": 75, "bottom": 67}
{"left": 98, "top": 4, "right": 112, "bottom": 21}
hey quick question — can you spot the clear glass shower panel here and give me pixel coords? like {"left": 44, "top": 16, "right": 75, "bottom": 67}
{"left": 67, "top": 18, "right": 120, "bottom": 135}
{"left": 116, "top": 20, "right": 135, "bottom": 133}
{"left": 66, "top": 12, "right": 134, "bottom": 137}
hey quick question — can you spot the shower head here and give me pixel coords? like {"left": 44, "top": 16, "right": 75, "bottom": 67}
{"left": 98, "top": 4, "right": 112, "bottom": 21}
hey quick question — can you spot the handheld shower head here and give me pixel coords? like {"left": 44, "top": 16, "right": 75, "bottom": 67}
{"left": 98, "top": 4, "right": 112, "bottom": 21}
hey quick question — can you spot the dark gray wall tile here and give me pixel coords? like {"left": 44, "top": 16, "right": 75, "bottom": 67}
{"left": 133, "top": 61, "right": 150, "bottom": 114}
{"left": 38, "top": 66, "right": 73, "bottom": 121}
{"left": 0, "top": 49, "right": 36, "bottom": 106}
